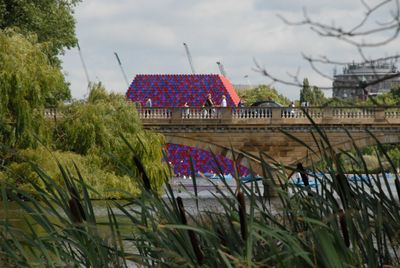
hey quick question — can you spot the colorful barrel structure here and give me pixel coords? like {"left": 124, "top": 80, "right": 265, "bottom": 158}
{"left": 126, "top": 74, "right": 248, "bottom": 176}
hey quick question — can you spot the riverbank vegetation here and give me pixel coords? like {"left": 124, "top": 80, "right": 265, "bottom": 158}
{"left": 237, "top": 84, "right": 290, "bottom": 106}
{"left": 0, "top": 1, "right": 167, "bottom": 198}
{"left": 1, "top": 124, "right": 400, "bottom": 267}
{"left": 0, "top": 22, "right": 167, "bottom": 199}
{"left": 0, "top": 84, "right": 168, "bottom": 198}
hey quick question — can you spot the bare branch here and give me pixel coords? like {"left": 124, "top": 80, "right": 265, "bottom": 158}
{"left": 348, "top": 0, "right": 391, "bottom": 33}
{"left": 279, "top": 0, "right": 400, "bottom": 47}
{"left": 303, "top": 55, "right": 400, "bottom": 66}
{"left": 302, "top": 53, "right": 334, "bottom": 80}
{"left": 261, "top": 0, "right": 400, "bottom": 97}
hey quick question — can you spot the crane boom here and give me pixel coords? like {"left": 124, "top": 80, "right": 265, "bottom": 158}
{"left": 216, "top": 61, "right": 227, "bottom": 77}
{"left": 183, "top": 42, "right": 196, "bottom": 74}
{"left": 77, "top": 42, "right": 91, "bottom": 92}
{"left": 114, "top": 52, "right": 130, "bottom": 87}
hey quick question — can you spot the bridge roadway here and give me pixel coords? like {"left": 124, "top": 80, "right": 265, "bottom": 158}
{"left": 139, "top": 106, "right": 400, "bottom": 170}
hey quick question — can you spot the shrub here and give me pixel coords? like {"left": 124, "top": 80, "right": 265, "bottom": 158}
{"left": 53, "top": 83, "right": 168, "bottom": 191}
{"left": 0, "top": 146, "right": 139, "bottom": 199}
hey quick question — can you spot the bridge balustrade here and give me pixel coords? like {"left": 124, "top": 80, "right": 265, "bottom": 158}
{"left": 44, "top": 108, "right": 59, "bottom": 119}
{"left": 385, "top": 108, "right": 400, "bottom": 118}
{"left": 232, "top": 107, "right": 272, "bottom": 119}
{"left": 137, "top": 106, "right": 400, "bottom": 123}
{"left": 281, "top": 108, "right": 324, "bottom": 119}
{"left": 139, "top": 108, "right": 172, "bottom": 119}
{"left": 43, "top": 106, "right": 400, "bottom": 125}
{"left": 138, "top": 107, "right": 323, "bottom": 120}
{"left": 331, "top": 108, "right": 376, "bottom": 118}
{"left": 183, "top": 107, "right": 221, "bottom": 119}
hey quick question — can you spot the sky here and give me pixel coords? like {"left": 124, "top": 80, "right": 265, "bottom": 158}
{"left": 61, "top": 0, "right": 400, "bottom": 100}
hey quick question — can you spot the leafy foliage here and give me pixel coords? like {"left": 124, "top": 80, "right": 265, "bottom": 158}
{"left": 323, "top": 86, "right": 400, "bottom": 107}
{"left": 0, "top": 146, "right": 139, "bottom": 199}
{"left": 388, "top": 146, "right": 400, "bottom": 170}
{"left": 0, "top": 0, "right": 81, "bottom": 60}
{"left": 238, "top": 85, "right": 290, "bottom": 106}
{"left": 54, "top": 83, "right": 168, "bottom": 192}
{"left": 0, "top": 29, "right": 65, "bottom": 148}
{"left": 0, "top": 81, "right": 167, "bottom": 198}
{"left": 300, "top": 78, "right": 327, "bottom": 106}
{"left": 366, "top": 86, "right": 400, "bottom": 106}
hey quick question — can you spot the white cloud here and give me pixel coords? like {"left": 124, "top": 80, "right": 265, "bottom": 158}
{"left": 89, "top": 19, "right": 178, "bottom": 49}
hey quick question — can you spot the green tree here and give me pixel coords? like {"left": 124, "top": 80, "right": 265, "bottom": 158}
{"left": 54, "top": 83, "right": 168, "bottom": 190}
{"left": 0, "top": 29, "right": 66, "bottom": 148}
{"left": 0, "top": 0, "right": 81, "bottom": 61}
{"left": 0, "top": 147, "right": 141, "bottom": 199}
{"left": 300, "top": 78, "right": 327, "bottom": 106}
{"left": 388, "top": 146, "right": 400, "bottom": 171}
{"left": 365, "top": 86, "right": 400, "bottom": 106}
{"left": 312, "top": 86, "right": 326, "bottom": 105}
{"left": 238, "top": 85, "right": 290, "bottom": 106}
{"left": 300, "top": 78, "right": 312, "bottom": 104}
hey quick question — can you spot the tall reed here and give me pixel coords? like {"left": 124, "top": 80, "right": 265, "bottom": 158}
{"left": 1, "top": 124, "right": 400, "bottom": 267}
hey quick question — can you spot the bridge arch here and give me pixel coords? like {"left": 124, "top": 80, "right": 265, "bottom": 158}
{"left": 143, "top": 106, "right": 400, "bottom": 174}
{"left": 165, "top": 130, "right": 400, "bottom": 171}
{"left": 165, "top": 135, "right": 232, "bottom": 157}
{"left": 277, "top": 131, "right": 400, "bottom": 166}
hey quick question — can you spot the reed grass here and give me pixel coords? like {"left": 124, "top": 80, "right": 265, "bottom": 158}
{"left": 1, "top": 122, "right": 400, "bottom": 267}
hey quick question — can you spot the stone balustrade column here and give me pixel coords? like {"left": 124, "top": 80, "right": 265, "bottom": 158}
{"left": 171, "top": 107, "right": 182, "bottom": 122}
{"left": 220, "top": 107, "right": 232, "bottom": 123}
{"left": 374, "top": 107, "right": 385, "bottom": 122}
{"left": 271, "top": 108, "right": 282, "bottom": 124}
{"left": 323, "top": 107, "right": 333, "bottom": 119}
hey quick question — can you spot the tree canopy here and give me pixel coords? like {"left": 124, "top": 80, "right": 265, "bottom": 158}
{"left": 299, "top": 78, "right": 327, "bottom": 106}
{"left": 237, "top": 85, "right": 290, "bottom": 106}
{"left": 0, "top": 0, "right": 81, "bottom": 60}
{"left": 0, "top": 29, "right": 66, "bottom": 148}
{"left": 1, "top": 84, "right": 169, "bottom": 198}
{"left": 366, "top": 86, "right": 400, "bottom": 106}
{"left": 54, "top": 83, "right": 168, "bottom": 190}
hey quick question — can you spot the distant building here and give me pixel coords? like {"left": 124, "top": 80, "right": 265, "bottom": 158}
{"left": 332, "top": 62, "right": 400, "bottom": 99}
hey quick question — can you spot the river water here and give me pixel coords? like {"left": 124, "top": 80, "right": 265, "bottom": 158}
{"left": 2, "top": 173, "right": 398, "bottom": 223}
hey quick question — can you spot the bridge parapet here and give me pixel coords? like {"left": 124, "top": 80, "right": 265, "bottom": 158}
{"left": 138, "top": 106, "right": 400, "bottom": 125}
{"left": 138, "top": 106, "right": 400, "bottom": 173}
{"left": 44, "top": 108, "right": 61, "bottom": 119}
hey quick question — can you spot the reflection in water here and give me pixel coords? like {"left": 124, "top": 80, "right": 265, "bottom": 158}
{"left": 2, "top": 173, "right": 398, "bottom": 233}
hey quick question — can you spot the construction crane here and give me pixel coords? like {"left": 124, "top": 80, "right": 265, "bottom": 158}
{"left": 216, "top": 61, "right": 228, "bottom": 78}
{"left": 114, "top": 52, "right": 130, "bottom": 87}
{"left": 183, "top": 42, "right": 196, "bottom": 74}
{"left": 77, "top": 42, "right": 91, "bottom": 93}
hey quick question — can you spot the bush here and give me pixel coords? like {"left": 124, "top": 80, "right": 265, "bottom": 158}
{"left": 53, "top": 83, "right": 168, "bottom": 191}
{"left": 0, "top": 146, "right": 139, "bottom": 199}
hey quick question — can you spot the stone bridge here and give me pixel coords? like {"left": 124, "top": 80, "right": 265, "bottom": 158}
{"left": 139, "top": 106, "right": 400, "bottom": 170}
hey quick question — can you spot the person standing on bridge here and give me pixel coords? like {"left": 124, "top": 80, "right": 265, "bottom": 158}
{"left": 220, "top": 95, "right": 227, "bottom": 107}
{"left": 203, "top": 93, "right": 214, "bottom": 118}
{"left": 145, "top": 98, "right": 152, "bottom": 108}
{"left": 289, "top": 101, "right": 295, "bottom": 117}
{"left": 183, "top": 102, "right": 190, "bottom": 118}
{"left": 145, "top": 98, "right": 152, "bottom": 118}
